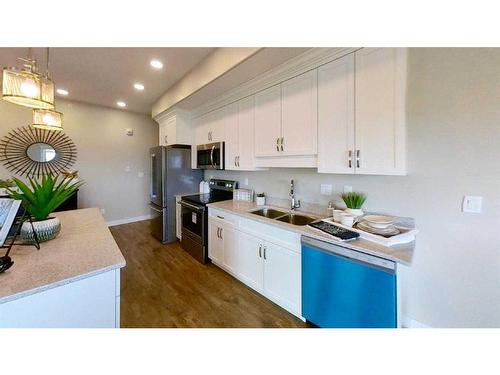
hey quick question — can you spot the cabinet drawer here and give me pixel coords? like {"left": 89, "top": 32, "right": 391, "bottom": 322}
{"left": 208, "top": 208, "right": 238, "bottom": 227}
{"left": 239, "top": 217, "right": 301, "bottom": 253}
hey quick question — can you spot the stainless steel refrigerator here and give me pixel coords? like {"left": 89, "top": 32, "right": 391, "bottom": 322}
{"left": 149, "top": 145, "right": 202, "bottom": 243}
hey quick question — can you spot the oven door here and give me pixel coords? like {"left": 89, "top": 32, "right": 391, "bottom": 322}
{"left": 180, "top": 200, "right": 208, "bottom": 263}
{"left": 197, "top": 142, "right": 224, "bottom": 170}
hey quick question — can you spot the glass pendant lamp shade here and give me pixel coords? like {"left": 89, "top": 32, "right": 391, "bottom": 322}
{"left": 32, "top": 108, "right": 63, "bottom": 131}
{"left": 2, "top": 68, "right": 55, "bottom": 109}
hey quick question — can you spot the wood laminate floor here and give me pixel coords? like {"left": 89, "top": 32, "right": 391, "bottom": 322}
{"left": 110, "top": 220, "right": 307, "bottom": 328}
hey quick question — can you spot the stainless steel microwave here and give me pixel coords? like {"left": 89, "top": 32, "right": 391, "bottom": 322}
{"left": 196, "top": 142, "right": 224, "bottom": 170}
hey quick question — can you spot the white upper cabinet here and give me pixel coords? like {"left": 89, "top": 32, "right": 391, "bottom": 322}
{"left": 280, "top": 70, "right": 318, "bottom": 156}
{"left": 225, "top": 96, "right": 260, "bottom": 171}
{"left": 354, "top": 48, "right": 407, "bottom": 175}
{"left": 317, "top": 53, "right": 355, "bottom": 174}
{"left": 195, "top": 107, "right": 226, "bottom": 145}
{"left": 224, "top": 102, "right": 239, "bottom": 170}
{"left": 156, "top": 108, "right": 192, "bottom": 146}
{"left": 317, "top": 48, "right": 407, "bottom": 175}
{"left": 254, "top": 85, "right": 282, "bottom": 157}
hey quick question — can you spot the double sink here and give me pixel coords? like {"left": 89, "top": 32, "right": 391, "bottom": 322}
{"left": 249, "top": 207, "right": 316, "bottom": 226}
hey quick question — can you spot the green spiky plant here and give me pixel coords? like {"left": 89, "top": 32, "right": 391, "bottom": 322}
{"left": 341, "top": 192, "right": 367, "bottom": 209}
{"left": 7, "top": 174, "right": 83, "bottom": 221}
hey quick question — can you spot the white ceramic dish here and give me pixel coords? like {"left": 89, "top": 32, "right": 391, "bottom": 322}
{"left": 357, "top": 221, "right": 400, "bottom": 236}
{"left": 363, "top": 215, "right": 395, "bottom": 228}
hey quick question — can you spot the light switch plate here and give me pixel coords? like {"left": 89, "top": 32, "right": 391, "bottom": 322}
{"left": 462, "top": 196, "right": 482, "bottom": 213}
{"left": 343, "top": 185, "right": 353, "bottom": 193}
{"left": 320, "top": 184, "right": 333, "bottom": 196}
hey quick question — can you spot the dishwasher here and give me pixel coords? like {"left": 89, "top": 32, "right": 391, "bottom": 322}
{"left": 301, "top": 236, "right": 397, "bottom": 328}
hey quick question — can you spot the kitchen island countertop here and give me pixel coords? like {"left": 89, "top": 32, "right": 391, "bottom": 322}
{"left": 0, "top": 208, "right": 126, "bottom": 304}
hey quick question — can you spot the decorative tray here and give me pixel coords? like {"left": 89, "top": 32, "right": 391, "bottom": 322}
{"left": 321, "top": 217, "right": 418, "bottom": 247}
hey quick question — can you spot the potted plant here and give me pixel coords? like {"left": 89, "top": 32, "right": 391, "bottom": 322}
{"left": 341, "top": 192, "right": 367, "bottom": 217}
{"left": 8, "top": 174, "right": 83, "bottom": 244}
{"left": 256, "top": 192, "right": 266, "bottom": 206}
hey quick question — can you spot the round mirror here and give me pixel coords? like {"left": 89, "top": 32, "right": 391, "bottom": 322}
{"left": 27, "top": 143, "right": 57, "bottom": 162}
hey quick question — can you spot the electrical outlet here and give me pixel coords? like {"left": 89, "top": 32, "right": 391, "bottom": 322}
{"left": 244, "top": 178, "right": 249, "bottom": 186}
{"left": 320, "top": 184, "right": 333, "bottom": 196}
{"left": 343, "top": 185, "right": 353, "bottom": 193}
{"left": 125, "top": 128, "right": 134, "bottom": 136}
{"left": 462, "top": 196, "right": 482, "bottom": 213}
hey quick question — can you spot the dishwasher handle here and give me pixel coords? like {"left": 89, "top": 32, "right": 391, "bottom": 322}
{"left": 301, "top": 236, "right": 396, "bottom": 273}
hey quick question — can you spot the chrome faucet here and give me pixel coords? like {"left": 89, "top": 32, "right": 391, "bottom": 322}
{"left": 290, "top": 179, "right": 301, "bottom": 211}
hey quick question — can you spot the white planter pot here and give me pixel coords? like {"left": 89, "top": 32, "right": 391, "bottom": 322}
{"left": 256, "top": 196, "right": 266, "bottom": 206}
{"left": 21, "top": 217, "right": 61, "bottom": 244}
{"left": 345, "top": 208, "right": 364, "bottom": 217}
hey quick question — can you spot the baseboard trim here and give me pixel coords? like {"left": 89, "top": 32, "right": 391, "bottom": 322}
{"left": 402, "top": 315, "right": 432, "bottom": 328}
{"left": 107, "top": 214, "right": 152, "bottom": 227}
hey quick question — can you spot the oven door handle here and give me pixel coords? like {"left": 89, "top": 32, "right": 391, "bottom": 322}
{"left": 180, "top": 201, "right": 205, "bottom": 212}
{"left": 210, "top": 145, "right": 216, "bottom": 169}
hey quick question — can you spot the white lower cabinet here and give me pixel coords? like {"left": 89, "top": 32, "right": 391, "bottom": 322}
{"left": 208, "top": 213, "right": 302, "bottom": 318}
{"left": 262, "top": 241, "right": 301, "bottom": 315}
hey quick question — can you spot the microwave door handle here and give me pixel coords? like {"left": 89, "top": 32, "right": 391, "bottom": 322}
{"left": 210, "top": 145, "right": 216, "bottom": 169}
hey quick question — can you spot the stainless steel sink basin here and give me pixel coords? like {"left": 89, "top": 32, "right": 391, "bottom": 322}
{"left": 250, "top": 208, "right": 288, "bottom": 219}
{"left": 275, "top": 213, "right": 317, "bottom": 226}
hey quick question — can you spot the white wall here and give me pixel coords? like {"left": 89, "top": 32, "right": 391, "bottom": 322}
{"left": 206, "top": 48, "right": 500, "bottom": 328}
{"left": 0, "top": 99, "right": 158, "bottom": 223}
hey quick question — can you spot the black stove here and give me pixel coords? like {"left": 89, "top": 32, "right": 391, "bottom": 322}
{"left": 180, "top": 179, "right": 238, "bottom": 264}
{"left": 182, "top": 191, "right": 233, "bottom": 206}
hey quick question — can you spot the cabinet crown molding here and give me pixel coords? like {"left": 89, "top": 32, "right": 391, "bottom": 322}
{"left": 154, "top": 107, "right": 191, "bottom": 123}
{"left": 192, "top": 47, "right": 361, "bottom": 119}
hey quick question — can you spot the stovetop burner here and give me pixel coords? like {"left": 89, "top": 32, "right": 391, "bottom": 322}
{"left": 182, "top": 191, "right": 232, "bottom": 206}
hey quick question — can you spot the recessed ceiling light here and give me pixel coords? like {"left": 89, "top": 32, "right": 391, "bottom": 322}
{"left": 56, "top": 88, "right": 69, "bottom": 96}
{"left": 133, "top": 83, "right": 145, "bottom": 91}
{"left": 150, "top": 59, "right": 163, "bottom": 69}
{"left": 116, "top": 101, "right": 127, "bottom": 108}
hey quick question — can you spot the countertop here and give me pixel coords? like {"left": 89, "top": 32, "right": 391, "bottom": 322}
{"left": 0, "top": 208, "right": 126, "bottom": 304}
{"left": 207, "top": 200, "right": 414, "bottom": 266}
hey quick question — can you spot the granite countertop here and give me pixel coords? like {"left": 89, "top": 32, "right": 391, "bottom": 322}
{"left": 0, "top": 208, "right": 126, "bottom": 304}
{"left": 207, "top": 200, "right": 414, "bottom": 266}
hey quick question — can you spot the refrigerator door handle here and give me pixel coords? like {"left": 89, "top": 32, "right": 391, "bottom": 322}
{"left": 149, "top": 205, "right": 162, "bottom": 213}
{"left": 150, "top": 153, "right": 157, "bottom": 199}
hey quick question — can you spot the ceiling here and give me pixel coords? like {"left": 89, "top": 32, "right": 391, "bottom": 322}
{"left": 0, "top": 48, "right": 214, "bottom": 114}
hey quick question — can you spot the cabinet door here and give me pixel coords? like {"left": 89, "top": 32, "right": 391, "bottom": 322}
{"left": 221, "top": 225, "right": 238, "bottom": 275}
{"left": 210, "top": 107, "right": 225, "bottom": 142}
{"left": 237, "top": 231, "right": 264, "bottom": 292}
{"left": 355, "top": 48, "right": 407, "bottom": 175}
{"left": 165, "top": 116, "right": 177, "bottom": 145}
{"left": 237, "top": 95, "right": 256, "bottom": 170}
{"left": 254, "top": 85, "right": 282, "bottom": 157}
{"left": 281, "top": 70, "right": 318, "bottom": 156}
{"left": 263, "top": 242, "right": 301, "bottom": 315}
{"left": 208, "top": 219, "right": 223, "bottom": 265}
{"left": 317, "top": 54, "right": 355, "bottom": 174}
{"left": 194, "top": 113, "right": 210, "bottom": 145}
{"left": 159, "top": 122, "right": 168, "bottom": 146}
{"left": 224, "top": 102, "right": 239, "bottom": 170}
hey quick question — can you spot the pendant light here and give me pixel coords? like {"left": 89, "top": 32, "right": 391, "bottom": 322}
{"left": 32, "top": 48, "right": 63, "bottom": 131}
{"left": 2, "top": 48, "right": 55, "bottom": 110}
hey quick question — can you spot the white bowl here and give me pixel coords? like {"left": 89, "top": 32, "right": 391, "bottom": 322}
{"left": 363, "top": 215, "right": 395, "bottom": 229}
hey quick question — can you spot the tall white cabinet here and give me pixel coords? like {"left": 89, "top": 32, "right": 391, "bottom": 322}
{"left": 317, "top": 48, "right": 407, "bottom": 175}
{"left": 254, "top": 85, "right": 282, "bottom": 157}
{"left": 156, "top": 109, "right": 192, "bottom": 146}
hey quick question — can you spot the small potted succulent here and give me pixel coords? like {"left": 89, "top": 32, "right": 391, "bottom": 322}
{"left": 341, "top": 192, "right": 367, "bottom": 217}
{"left": 255, "top": 192, "right": 266, "bottom": 206}
{"left": 8, "top": 174, "right": 83, "bottom": 244}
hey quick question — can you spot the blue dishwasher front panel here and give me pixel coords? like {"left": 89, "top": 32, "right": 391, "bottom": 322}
{"left": 302, "top": 237, "right": 397, "bottom": 328}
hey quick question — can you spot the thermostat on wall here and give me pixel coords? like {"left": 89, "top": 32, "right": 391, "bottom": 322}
{"left": 125, "top": 128, "right": 134, "bottom": 136}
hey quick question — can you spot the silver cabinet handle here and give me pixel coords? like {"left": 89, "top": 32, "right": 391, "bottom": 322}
{"left": 216, "top": 215, "right": 225, "bottom": 220}
{"left": 234, "top": 156, "right": 237, "bottom": 167}
{"left": 164, "top": 135, "right": 168, "bottom": 144}
{"left": 348, "top": 150, "right": 352, "bottom": 168}
{"left": 216, "top": 227, "right": 219, "bottom": 238}
{"left": 263, "top": 246, "right": 267, "bottom": 260}
{"left": 237, "top": 156, "right": 240, "bottom": 167}
{"left": 356, "top": 149, "right": 360, "bottom": 168}
{"left": 280, "top": 137, "right": 284, "bottom": 151}
{"left": 276, "top": 137, "right": 279, "bottom": 151}
{"left": 219, "top": 227, "right": 223, "bottom": 239}
{"left": 259, "top": 244, "right": 262, "bottom": 258}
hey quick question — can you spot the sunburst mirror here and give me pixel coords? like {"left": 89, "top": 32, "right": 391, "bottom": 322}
{"left": 0, "top": 126, "right": 77, "bottom": 177}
